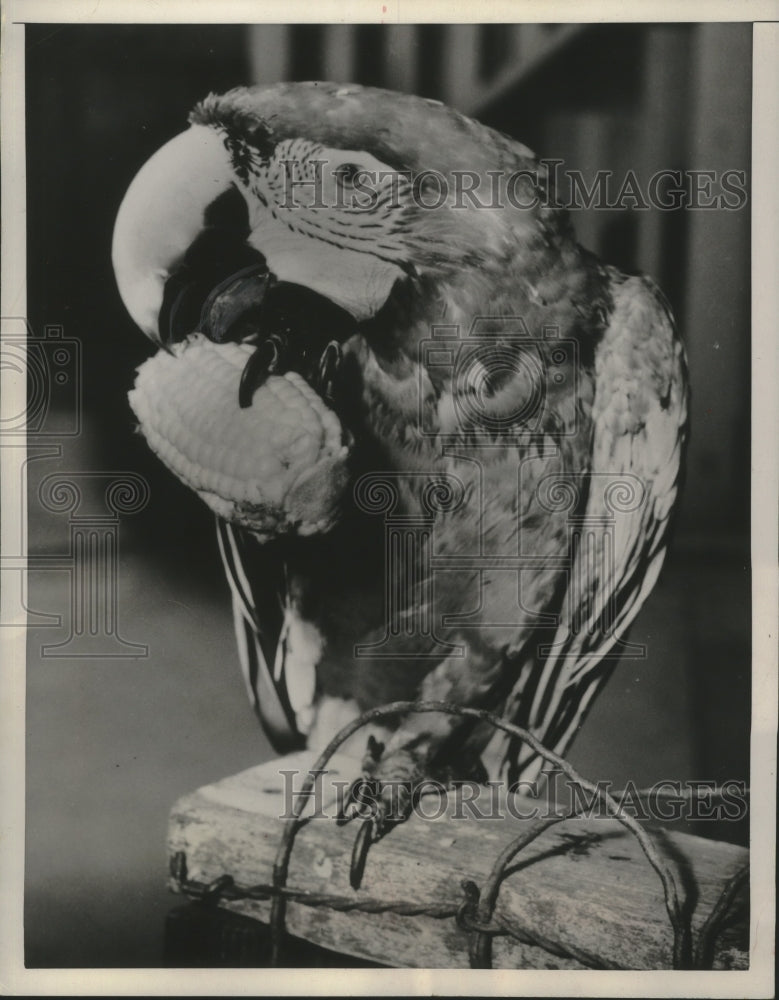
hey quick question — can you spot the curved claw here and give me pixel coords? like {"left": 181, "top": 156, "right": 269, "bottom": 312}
{"left": 238, "top": 333, "right": 286, "bottom": 408}
{"left": 317, "top": 340, "right": 342, "bottom": 402}
{"left": 336, "top": 776, "right": 384, "bottom": 888}
{"left": 339, "top": 777, "right": 400, "bottom": 890}
{"left": 336, "top": 777, "right": 379, "bottom": 827}
{"left": 350, "top": 818, "right": 375, "bottom": 890}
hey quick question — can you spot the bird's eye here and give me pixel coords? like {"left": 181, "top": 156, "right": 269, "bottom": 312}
{"left": 335, "top": 163, "right": 362, "bottom": 186}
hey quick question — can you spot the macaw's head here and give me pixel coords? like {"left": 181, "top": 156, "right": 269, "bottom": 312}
{"left": 113, "top": 82, "right": 557, "bottom": 414}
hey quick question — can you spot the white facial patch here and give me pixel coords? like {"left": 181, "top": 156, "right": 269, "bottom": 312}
{"left": 244, "top": 140, "right": 411, "bottom": 321}
{"left": 246, "top": 212, "right": 403, "bottom": 321}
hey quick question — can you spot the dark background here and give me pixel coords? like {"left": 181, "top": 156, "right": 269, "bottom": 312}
{"left": 24, "top": 23, "right": 751, "bottom": 967}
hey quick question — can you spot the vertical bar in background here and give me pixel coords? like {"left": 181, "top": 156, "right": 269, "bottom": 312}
{"left": 679, "top": 24, "right": 752, "bottom": 810}
{"left": 322, "top": 25, "right": 356, "bottom": 84}
{"left": 247, "top": 25, "right": 291, "bottom": 84}
{"left": 384, "top": 24, "right": 419, "bottom": 94}
{"left": 514, "top": 23, "right": 546, "bottom": 65}
{"left": 681, "top": 23, "right": 751, "bottom": 539}
{"left": 635, "top": 25, "right": 692, "bottom": 289}
{"left": 440, "top": 24, "right": 481, "bottom": 113}
{"left": 559, "top": 110, "right": 611, "bottom": 256}
{"left": 506, "top": 23, "right": 526, "bottom": 68}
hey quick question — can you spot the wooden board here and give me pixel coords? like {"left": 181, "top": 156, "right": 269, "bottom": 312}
{"left": 167, "top": 752, "right": 748, "bottom": 970}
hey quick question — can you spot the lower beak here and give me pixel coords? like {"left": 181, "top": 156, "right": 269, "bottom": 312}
{"left": 159, "top": 253, "right": 270, "bottom": 348}
{"left": 200, "top": 264, "right": 271, "bottom": 344}
{"left": 160, "top": 250, "right": 358, "bottom": 410}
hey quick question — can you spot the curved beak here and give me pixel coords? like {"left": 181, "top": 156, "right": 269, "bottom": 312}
{"left": 112, "top": 123, "right": 261, "bottom": 343}
{"left": 112, "top": 120, "right": 358, "bottom": 408}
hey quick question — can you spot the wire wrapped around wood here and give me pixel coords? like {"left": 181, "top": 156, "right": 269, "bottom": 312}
{"left": 170, "top": 700, "right": 749, "bottom": 970}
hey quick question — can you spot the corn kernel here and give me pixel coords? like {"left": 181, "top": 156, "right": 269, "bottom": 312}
{"left": 129, "top": 334, "right": 350, "bottom": 539}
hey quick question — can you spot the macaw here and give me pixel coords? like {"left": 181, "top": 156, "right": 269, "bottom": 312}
{"left": 113, "top": 82, "right": 688, "bottom": 842}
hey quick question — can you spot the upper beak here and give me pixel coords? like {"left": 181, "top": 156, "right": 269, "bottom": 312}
{"left": 112, "top": 120, "right": 359, "bottom": 408}
{"left": 112, "top": 123, "right": 244, "bottom": 342}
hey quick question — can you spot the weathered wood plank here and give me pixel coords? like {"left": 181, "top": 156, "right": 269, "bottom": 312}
{"left": 167, "top": 752, "right": 748, "bottom": 970}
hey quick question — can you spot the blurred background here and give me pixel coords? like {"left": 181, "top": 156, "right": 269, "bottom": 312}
{"left": 23, "top": 22, "right": 751, "bottom": 967}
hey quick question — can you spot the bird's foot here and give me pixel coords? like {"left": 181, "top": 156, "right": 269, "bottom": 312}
{"left": 336, "top": 733, "right": 489, "bottom": 889}
{"left": 337, "top": 735, "right": 415, "bottom": 889}
{"left": 337, "top": 782, "right": 409, "bottom": 891}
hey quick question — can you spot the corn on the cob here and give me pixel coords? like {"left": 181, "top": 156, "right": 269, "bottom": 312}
{"left": 128, "top": 334, "right": 351, "bottom": 539}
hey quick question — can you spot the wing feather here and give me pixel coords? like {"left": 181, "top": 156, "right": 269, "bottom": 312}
{"left": 491, "top": 273, "right": 689, "bottom": 781}
{"left": 215, "top": 518, "right": 307, "bottom": 752}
